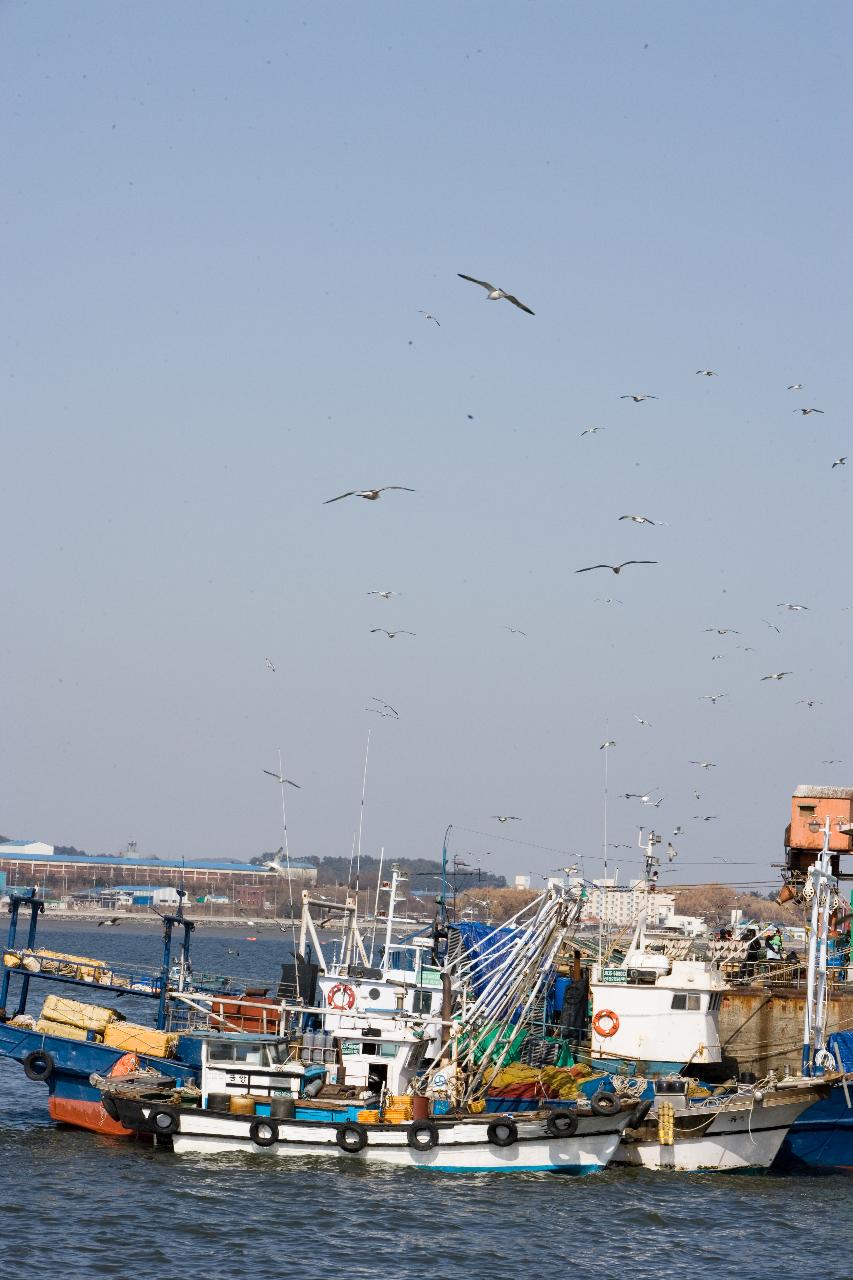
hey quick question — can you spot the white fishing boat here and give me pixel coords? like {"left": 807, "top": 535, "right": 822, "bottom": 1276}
{"left": 102, "top": 883, "right": 646, "bottom": 1172}
{"left": 108, "top": 1075, "right": 636, "bottom": 1173}
{"left": 613, "top": 1075, "right": 832, "bottom": 1171}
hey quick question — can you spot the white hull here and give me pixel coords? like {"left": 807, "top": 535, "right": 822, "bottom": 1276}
{"left": 151, "top": 1107, "right": 632, "bottom": 1174}
{"left": 615, "top": 1096, "right": 816, "bottom": 1171}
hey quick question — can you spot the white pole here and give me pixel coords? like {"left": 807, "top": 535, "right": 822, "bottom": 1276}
{"left": 802, "top": 817, "right": 831, "bottom": 1072}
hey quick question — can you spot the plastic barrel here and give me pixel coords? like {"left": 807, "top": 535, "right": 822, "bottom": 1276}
{"left": 207, "top": 1092, "right": 231, "bottom": 1111}
{"left": 269, "top": 1097, "right": 295, "bottom": 1119}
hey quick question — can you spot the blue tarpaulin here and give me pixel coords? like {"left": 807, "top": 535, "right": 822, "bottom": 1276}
{"left": 828, "top": 1030, "right": 853, "bottom": 1073}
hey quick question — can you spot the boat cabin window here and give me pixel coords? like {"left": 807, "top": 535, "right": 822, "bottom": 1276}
{"left": 406, "top": 1041, "right": 429, "bottom": 1069}
{"left": 670, "top": 993, "right": 702, "bottom": 1011}
{"left": 412, "top": 989, "right": 434, "bottom": 1015}
{"left": 208, "top": 1041, "right": 270, "bottom": 1065}
{"left": 361, "top": 1040, "right": 400, "bottom": 1059}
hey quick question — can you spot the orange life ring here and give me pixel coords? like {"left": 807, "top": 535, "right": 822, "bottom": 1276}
{"left": 327, "top": 982, "right": 356, "bottom": 1011}
{"left": 592, "top": 1009, "right": 619, "bottom": 1038}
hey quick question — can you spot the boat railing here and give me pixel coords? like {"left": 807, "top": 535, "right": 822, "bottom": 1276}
{"left": 2, "top": 948, "right": 166, "bottom": 997}
{"left": 721, "top": 957, "right": 849, "bottom": 991}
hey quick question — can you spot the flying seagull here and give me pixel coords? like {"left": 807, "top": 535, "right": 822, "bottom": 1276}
{"left": 324, "top": 486, "right": 415, "bottom": 504}
{"left": 795, "top": 407, "right": 824, "bottom": 415}
{"left": 504, "top": 626, "right": 528, "bottom": 636}
{"left": 711, "top": 654, "right": 726, "bottom": 661}
{"left": 797, "top": 700, "right": 823, "bottom": 709}
{"left": 787, "top": 384, "right": 804, "bottom": 391}
{"left": 576, "top": 561, "right": 657, "bottom": 575}
{"left": 371, "top": 628, "right": 416, "bottom": 638}
{"left": 642, "top": 796, "right": 664, "bottom": 807}
{"left": 265, "top": 658, "right": 276, "bottom": 672}
{"left": 695, "top": 370, "right": 718, "bottom": 377}
{"left": 667, "top": 843, "right": 679, "bottom": 862}
{"left": 620, "top": 393, "right": 659, "bottom": 402}
{"left": 97, "top": 917, "right": 122, "bottom": 927}
{"left": 779, "top": 603, "right": 808, "bottom": 611}
{"left": 673, "top": 826, "right": 685, "bottom": 837}
{"left": 704, "top": 628, "right": 739, "bottom": 635}
{"left": 417, "top": 311, "right": 440, "bottom": 325}
{"left": 368, "top": 590, "right": 401, "bottom": 599}
{"left": 595, "top": 597, "right": 623, "bottom": 605}
{"left": 264, "top": 850, "right": 289, "bottom": 875}
{"left": 694, "top": 814, "right": 718, "bottom": 821}
{"left": 761, "top": 672, "right": 792, "bottom": 681}
{"left": 762, "top": 619, "right": 782, "bottom": 634}
{"left": 690, "top": 760, "right": 717, "bottom": 769}
{"left": 580, "top": 426, "right": 606, "bottom": 436}
{"left": 700, "top": 693, "right": 726, "bottom": 704}
{"left": 832, "top": 457, "right": 847, "bottom": 468}
{"left": 622, "top": 791, "right": 658, "bottom": 803}
{"left": 821, "top": 759, "right": 843, "bottom": 765}
{"left": 263, "top": 770, "right": 301, "bottom": 788}
{"left": 457, "top": 273, "right": 534, "bottom": 315}
{"left": 600, "top": 739, "right": 616, "bottom": 749}
{"left": 634, "top": 715, "right": 652, "bottom": 727}
{"left": 619, "top": 515, "right": 666, "bottom": 526}
{"left": 492, "top": 815, "right": 521, "bottom": 823}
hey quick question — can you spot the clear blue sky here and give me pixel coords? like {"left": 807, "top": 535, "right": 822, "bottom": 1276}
{"left": 1, "top": 1, "right": 850, "bottom": 890}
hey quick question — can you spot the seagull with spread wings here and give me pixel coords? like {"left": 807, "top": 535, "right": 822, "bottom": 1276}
{"left": 779, "top": 602, "right": 808, "bottom": 611}
{"left": 690, "top": 760, "right": 717, "bottom": 769}
{"left": 457, "top": 273, "right": 534, "bottom": 315}
{"left": 795, "top": 407, "right": 824, "bottom": 415}
{"left": 325, "top": 486, "right": 415, "bottom": 504}
{"left": 700, "top": 693, "right": 726, "bottom": 705}
{"left": 263, "top": 770, "right": 301, "bottom": 788}
{"left": 832, "top": 457, "right": 847, "bottom": 469}
{"left": 619, "top": 514, "right": 667, "bottom": 525}
{"left": 695, "top": 369, "right": 718, "bottom": 377}
{"left": 761, "top": 671, "right": 792, "bottom": 681}
{"left": 371, "top": 629, "right": 416, "bottom": 639}
{"left": 580, "top": 426, "right": 606, "bottom": 436}
{"left": 368, "top": 590, "right": 401, "bottom": 599}
{"left": 576, "top": 561, "right": 657, "bottom": 575}
{"left": 620, "top": 393, "right": 659, "bottom": 402}
{"left": 504, "top": 626, "right": 528, "bottom": 636}
{"left": 492, "top": 815, "right": 521, "bottom": 823}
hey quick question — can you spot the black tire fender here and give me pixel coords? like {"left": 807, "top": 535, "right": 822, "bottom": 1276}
{"left": 545, "top": 1109, "right": 579, "bottom": 1138}
{"left": 149, "top": 1107, "right": 179, "bottom": 1136}
{"left": 487, "top": 1117, "right": 518, "bottom": 1148}
{"left": 628, "top": 1099, "right": 653, "bottom": 1127}
{"left": 336, "top": 1122, "right": 368, "bottom": 1153}
{"left": 23, "top": 1050, "right": 54, "bottom": 1082}
{"left": 249, "top": 1118, "right": 279, "bottom": 1147}
{"left": 590, "top": 1089, "right": 620, "bottom": 1116}
{"left": 406, "top": 1120, "right": 439, "bottom": 1151}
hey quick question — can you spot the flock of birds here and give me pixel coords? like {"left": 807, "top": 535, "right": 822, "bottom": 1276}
{"left": 261, "top": 270, "right": 845, "bottom": 888}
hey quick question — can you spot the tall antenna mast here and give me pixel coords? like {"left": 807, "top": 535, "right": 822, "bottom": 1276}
{"left": 354, "top": 728, "right": 371, "bottom": 899}
{"left": 274, "top": 747, "right": 300, "bottom": 996}
{"left": 599, "top": 734, "right": 611, "bottom": 966}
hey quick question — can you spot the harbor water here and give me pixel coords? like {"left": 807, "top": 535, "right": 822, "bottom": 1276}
{"left": 1, "top": 926, "right": 851, "bottom": 1280}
